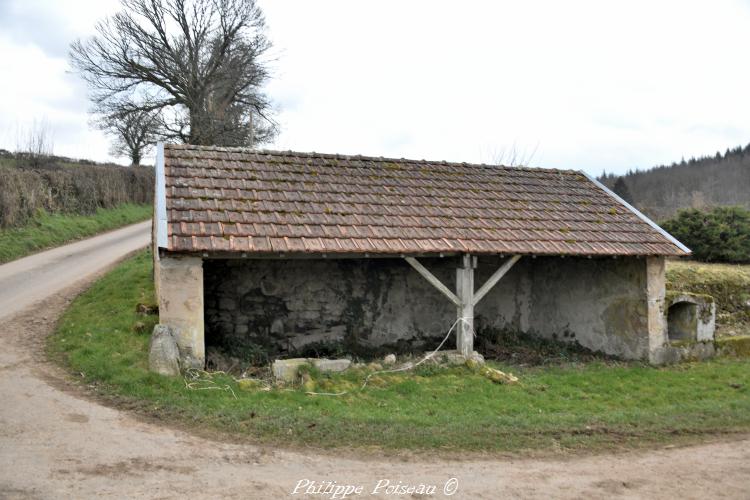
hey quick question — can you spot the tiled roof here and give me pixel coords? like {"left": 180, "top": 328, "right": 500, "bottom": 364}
{"left": 160, "top": 144, "right": 688, "bottom": 256}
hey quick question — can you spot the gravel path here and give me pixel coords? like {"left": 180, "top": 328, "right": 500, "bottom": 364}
{"left": 0, "top": 223, "right": 748, "bottom": 499}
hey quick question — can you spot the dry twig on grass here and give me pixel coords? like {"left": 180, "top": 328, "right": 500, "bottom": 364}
{"left": 183, "top": 368, "right": 237, "bottom": 399}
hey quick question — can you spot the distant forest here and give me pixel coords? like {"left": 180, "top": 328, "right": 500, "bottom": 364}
{"left": 598, "top": 144, "right": 750, "bottom": 222}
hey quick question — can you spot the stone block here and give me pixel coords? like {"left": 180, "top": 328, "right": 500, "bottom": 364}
{"left": 437, "top": 350, "right": 485, "bottom": 365}
{"left": 651, "top": 341, "right": 715, "bottom": 364}
{"left": 219, "top": 297, "right": 237, "bottom": 310}
{"left": 272, "top": 358, "right": 310, "bottom": 382}
{"left": 270, "top": 318, "right": 284, "bottom": 336}
{"left": 716, "top": 335, "right": 750, "bottom": 357}
{"left": 311, "top": 358, "right": 352, "bottom": 373}
{"left": 149, "top": 324, "right": 181, "bottom": 376}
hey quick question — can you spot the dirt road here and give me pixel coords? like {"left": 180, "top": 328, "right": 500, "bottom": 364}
{"left": 0, "top": 223, "right": 748, "bottom": 499}
{"left": 0, "top": 221, "right": 151, "bottom": 318}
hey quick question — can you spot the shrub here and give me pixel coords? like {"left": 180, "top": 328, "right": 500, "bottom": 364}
{"left": 662, "top": 206, "right": 750, "bottom": 263}
{"left": 0, "top": 157, "right": 153, "bottom": 228}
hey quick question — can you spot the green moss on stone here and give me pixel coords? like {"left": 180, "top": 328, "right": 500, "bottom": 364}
{"left": 669, "top": 339, "right": 698, "bottom": 348}
{"left": 716, "top": 336, "right": 750, "bottom": 357}
{"left": 666, "top": 260, "right": 749, "bottom": 337}
{"left": 665, "top": 290, "right": 715, "bottom": 305}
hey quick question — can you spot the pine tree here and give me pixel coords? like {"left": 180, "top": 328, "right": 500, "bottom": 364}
{"left": 662, "top": 207, "right": 750, "bottom": 263}
{"left": 612, "top": 177, "right": 634, "bottom": 204}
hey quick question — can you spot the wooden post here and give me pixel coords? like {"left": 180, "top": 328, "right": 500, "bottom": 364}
{"left": 456, "top": 254, "right": 475, "bottom": 357}
{"left": 404, "top": 253, "right": 521, "bottom": 360}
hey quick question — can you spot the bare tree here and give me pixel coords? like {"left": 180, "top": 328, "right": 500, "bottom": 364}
{"left": 15, "top": 119, "right": 54, "bottom": 166}
{"left": 490, "top": 141, "right": 539, "bottom": 168}
{"left": 96, "top": 107, "right": 160, "bottom": 165}
{"left": 70, "top": 0, "right": 277, "bottom": 148}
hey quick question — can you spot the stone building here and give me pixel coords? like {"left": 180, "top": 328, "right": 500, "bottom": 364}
{"left": 153, "top": 143, "right": 698, "bottom": 368}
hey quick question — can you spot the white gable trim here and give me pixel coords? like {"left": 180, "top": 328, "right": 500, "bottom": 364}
{"left": 581, "top": 171, "right": 691, "bottom": 254}
{"left": 155, "top": 142, "right": 168, "bottom": 249}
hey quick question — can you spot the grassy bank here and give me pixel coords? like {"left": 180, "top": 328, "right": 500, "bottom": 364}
{"left": 667, "top": 260, "right": 750, "bottom": 337}
{"left": 48, "top": 251, "right": 750, "bottom": 452}
{"left": 0, "top": 204, "right": 152, "bottom": 264}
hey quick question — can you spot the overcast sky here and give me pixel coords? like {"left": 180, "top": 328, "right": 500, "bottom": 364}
{"left": 1, "top": 0, "right": 749, "bottom": 174}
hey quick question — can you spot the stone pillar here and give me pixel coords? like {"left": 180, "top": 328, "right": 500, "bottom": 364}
{"left": 157, "top": 255, "right": 205, "bottom": 369}
{"left": 646, "top": 256, "right": 667, "bottom": 364}
{"left": 456, "top": 254, "right": 475, "bottom": 357}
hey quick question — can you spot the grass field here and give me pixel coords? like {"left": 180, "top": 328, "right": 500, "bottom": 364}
{"left": 0, "top": 204, "right": 152, "bottom": 264}
{"left": 48, "top": 251, "right": 750, "bottom": 452}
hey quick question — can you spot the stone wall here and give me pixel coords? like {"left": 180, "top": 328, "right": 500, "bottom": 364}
{"left": 524, "top": 256, "right": 658, "bottom": 359}
{"left": 204, "top": 256, "right": 530, "bottom": 358}
{"left": 203, "top": 255, "right": 662, "bottom": 361}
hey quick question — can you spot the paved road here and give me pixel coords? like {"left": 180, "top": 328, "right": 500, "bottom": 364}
{"left": 0, "top": 221, "right": 151, "bottom": 320}
{"left": 0, "top": 222, "right": 748, "bottom": 499}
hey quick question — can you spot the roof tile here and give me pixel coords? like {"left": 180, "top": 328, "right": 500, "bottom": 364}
{"left": 162, "top": 144, "right": 687, "bottom": 256}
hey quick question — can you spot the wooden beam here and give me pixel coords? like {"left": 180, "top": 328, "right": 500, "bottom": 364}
{"left": 472, "top": 255, "right": 522, "bottom": 306}
{"left": 456, "top": 254, "right": 475, "bottom": 357}
{"left": 404, "top": 257, "right": 460, "bottom": 306}
{"left": 406, "top": 253, "right": 520, "bottom": 358}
